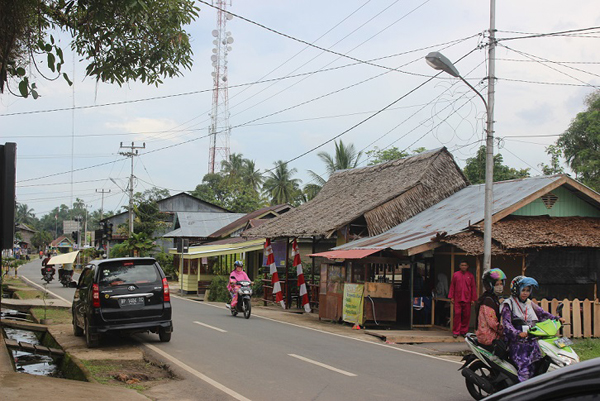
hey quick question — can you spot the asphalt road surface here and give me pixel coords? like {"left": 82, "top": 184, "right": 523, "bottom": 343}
{"left": 16, "top": 258, "right": 470, "bottom": 401}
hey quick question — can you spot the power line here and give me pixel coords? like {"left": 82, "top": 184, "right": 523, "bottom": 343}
{"left": 496, "top": 26, "right": 600, "bottom": 42}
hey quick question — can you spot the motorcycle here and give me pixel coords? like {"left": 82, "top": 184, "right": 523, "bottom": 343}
{"left": 227, "top": 280, "right": 252, "bottom": 319}
{"left": 59, "top": 269, "right": 74, "bottom": 287}
{"left": 460, "top": 311, "right": 579, "bottom": 400}
{"left": 42, "top": 266, "right": 55, "bottom": 284}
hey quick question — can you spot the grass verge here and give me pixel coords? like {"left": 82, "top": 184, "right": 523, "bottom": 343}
{"left": 572, "top": 338, "right": 600, "bottom": 361}
{"left": 30, "top": 307, "right": 72, "bottom": 324}
{"left": 81, "top": 358, "right": 176, "bottom": 391}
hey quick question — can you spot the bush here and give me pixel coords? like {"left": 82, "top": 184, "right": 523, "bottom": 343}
{"left": 207, "top": 275, "right": 230, "bottom": 302}
{"left": 154, "top": 252, "right": 176, "bottom": 279}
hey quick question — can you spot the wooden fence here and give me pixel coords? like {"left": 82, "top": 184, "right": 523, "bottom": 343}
{"left": 532, "top": 298, "right": 600, "bottom": 338}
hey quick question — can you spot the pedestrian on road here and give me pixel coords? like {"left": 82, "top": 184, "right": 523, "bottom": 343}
{"left": 448, "top": 260, "right": 477, "bottom": 338}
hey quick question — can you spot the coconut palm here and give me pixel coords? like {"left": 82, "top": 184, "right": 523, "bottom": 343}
{"left": 307, "top": 140, "right": 363, "bottom": 191}
{"left": 221, "top": 153, "right": 245, "bottom": 180}
{"left": 263, "top": 160, "right": 302, "bottom": 205}
{"left": 242, "top": 159, "right": 264, "bottom": 192}
{"left": 16, "top": 203, "right": 36, "bottom": 225}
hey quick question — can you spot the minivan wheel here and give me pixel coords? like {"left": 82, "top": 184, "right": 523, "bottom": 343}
{"left": 158, "top": 327, "right": 171, "bottom": 342}
{"left": 85, "top": 318, "right": 100, "bottom": 348}
{"left": 72, "top": 314, "right": 83, "bottom": 337}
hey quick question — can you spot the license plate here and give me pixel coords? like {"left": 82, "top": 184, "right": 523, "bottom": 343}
{"left": 554, "top": 337, "right": 573, "bottom": 348}
{"left": 118, "top": 297, "right": 145, "bottom": 307}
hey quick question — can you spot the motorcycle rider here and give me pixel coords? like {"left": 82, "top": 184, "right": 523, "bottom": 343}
{"left": 474, "top": 268, "right": 506, "bottom": 348}
{"left": 41, "top": 252, "right": 56, "bottom": 279}
{"left": 501, "top": 275, "right": 565, "bottom": 382}
{"left": 227, "top": 261, "right": 252, "bottom": 308}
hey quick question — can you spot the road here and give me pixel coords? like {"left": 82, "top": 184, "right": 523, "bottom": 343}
{"left": 17, "top": 259, "right": 470, "bottom": 401}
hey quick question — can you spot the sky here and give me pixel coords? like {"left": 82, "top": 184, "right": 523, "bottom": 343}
{"left": 2, "top": 0, "right": 599, "bottom": 219}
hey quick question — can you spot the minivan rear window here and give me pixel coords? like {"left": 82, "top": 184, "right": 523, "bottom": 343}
{"left": 98, "top": 261, "right": 160, "bottom": 287}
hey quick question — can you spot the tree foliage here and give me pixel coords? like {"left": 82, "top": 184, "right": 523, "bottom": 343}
{"left": 556, "top": 91, "right": 600, "bottom": 190}
{"left": 463, "top": 146, "right": 530, "bottom": 184}
{"left": 539, "top": 144, "right": 565, "bottom": 176}
{"left": 365, "top": 146, "right": 427, "bottom": 166}
{"left": 0, "top": 0, "right": 199, "bottom": 97}
{"left": 191, "top": 154, "right": 263, "bottom": 213}
{"left": 263, "top": 160, "right": 303, "bottom": 206}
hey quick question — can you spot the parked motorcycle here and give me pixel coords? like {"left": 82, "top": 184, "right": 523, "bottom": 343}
{"left": 59, "top": 269, "right": 73, "bottom": 287}
{"left": 460, "top": 312, "right": 579, "bottom": 400}
{"left": 41, "top": 266, "right": 55, "bottom": 284}
{"left": 227, "top": 280, "right": 252, "bottom": 319}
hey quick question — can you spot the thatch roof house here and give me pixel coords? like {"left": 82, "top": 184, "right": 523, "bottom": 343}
{"left": 245, "top": 147, "right": 469, "bottom": 241}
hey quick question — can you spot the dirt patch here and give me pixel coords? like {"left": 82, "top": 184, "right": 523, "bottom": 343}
{"left": 81, "top": 357, "right": 179, "bottom": 391}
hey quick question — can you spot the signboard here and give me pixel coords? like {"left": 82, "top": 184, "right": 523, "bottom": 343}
{"left": 262, "top": 239, "right": 287, "bottom": 267}
{"left": 63, "top": 220, "right": 80, "bottom": 233}
{"left": 342, "top": 283, "right": 364, "bottom": 325}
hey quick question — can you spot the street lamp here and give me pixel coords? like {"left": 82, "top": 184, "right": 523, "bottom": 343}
{"left": 425, "top": 51, "right": 494, "bottom": 273}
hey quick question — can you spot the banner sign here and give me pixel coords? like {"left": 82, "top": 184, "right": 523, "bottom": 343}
{"left": 343, "top": 283, "right": 364, "bottom": 325}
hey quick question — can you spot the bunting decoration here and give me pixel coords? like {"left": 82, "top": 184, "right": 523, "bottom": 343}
{"left": 265, "top": 238, "right": 285, "bottom": 309}
{"left": 292, "top": 239, "right": 311, "bottom": 313}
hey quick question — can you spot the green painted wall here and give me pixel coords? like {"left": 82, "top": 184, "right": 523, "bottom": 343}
{"left": 512, "top": 186, "right": 600, "bottom": 217}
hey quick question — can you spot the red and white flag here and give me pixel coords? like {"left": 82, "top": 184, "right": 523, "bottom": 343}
{"left": 265, "top": 239, "right": 285, "bottom": 309}
{"left": 292, "top": 239, "right": 311, "bottom": 313}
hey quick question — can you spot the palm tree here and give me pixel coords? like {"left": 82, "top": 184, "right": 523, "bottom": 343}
{"left": 242, "top": 159, "right": 264, "bottom": 192}
{"left": 16, "top": 203, "right": 35, "bottom": 225}
{"left": 263, "top": 160, "right": 301, "bottom": 205}
{"left": 221, "top": 153, "right": 245, "bottom": 180}
{"left": 307, "top": 140, "right": 363, "bottom": 191}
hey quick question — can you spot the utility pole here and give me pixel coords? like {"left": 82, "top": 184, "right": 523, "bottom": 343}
{"left": 95, "top": 189, "right": 111, "bottom": 220}
{"left": 119, "top": 142, "right": 145, "bottom": 237}
{"left": 482, "top": 0, "right": 496, "bottom": 273}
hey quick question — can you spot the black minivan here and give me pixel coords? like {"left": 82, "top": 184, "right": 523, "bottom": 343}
{"left": 72, "top": 257, "right": 173, "bottom": 348}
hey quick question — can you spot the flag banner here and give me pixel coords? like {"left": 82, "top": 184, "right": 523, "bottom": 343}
{"left": 292, "top": 239, "right": 311, "bottom": 313}
{"left": 265, "top": 238, "right": 285, "bottom": 309}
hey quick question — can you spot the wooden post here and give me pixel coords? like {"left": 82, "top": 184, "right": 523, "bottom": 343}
{"left": 521, "top": 255, "right": 526, "bottom": 275}
{"left": 285, "top": 237, "right": 290, "bottom": 309}
{"left": 563, "top": 299, "right": 572, "bottom": 338}
{"left": 594, "top": 300, "right": 600, "bottom": 338}
{"left": 475, "top": 257, "right": 481, "bottom": 296}
{"left": 572, "top": 299, "right": 582, "bottom": 338}
{"left": 450, "top": 247, "right": 455, "bottom": 333}
{"left": 583, "top": 299, "right": 592, "bottom": 338}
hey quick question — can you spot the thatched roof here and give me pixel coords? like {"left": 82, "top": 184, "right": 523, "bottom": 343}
{"left": 245, "top": 147, "right": 469, "bottom": 239}
{"left": 443, "top": 216, "right": 600, "bottom": 254}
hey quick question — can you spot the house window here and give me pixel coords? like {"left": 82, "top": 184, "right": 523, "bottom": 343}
{"left": 541, "top": 192, "right": 558, "bottom": 209}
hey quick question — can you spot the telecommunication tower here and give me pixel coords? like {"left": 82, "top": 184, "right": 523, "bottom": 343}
{"left": 208, "top": 0, "right": 234, "bottom": 173}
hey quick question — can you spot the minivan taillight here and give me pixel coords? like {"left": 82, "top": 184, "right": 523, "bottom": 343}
{"left": 92, "top": 283, "right": 100, "bottom": 308}
{"left": 162, "top": 277, "right": 170, "bottom": 302}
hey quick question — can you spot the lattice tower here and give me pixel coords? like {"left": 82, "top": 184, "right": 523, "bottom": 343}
{"left": 208, "top": 0, "right": 234, "bottom": 173}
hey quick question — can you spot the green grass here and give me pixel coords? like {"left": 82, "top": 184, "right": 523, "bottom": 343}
{"left": 14, "top": 289, "right": 45, "bottom": 299}
{"left": 30, "top": 307, "right": 72, "bottom": 324}
{"left": 572, "top": 338, "right": 600, "bottom": 361}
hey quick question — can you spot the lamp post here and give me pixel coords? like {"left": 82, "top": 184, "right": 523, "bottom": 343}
{"left": 425, "top": 51, "right": 495, "bottom": 273}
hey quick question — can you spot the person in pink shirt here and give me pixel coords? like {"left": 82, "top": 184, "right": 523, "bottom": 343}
{"left": 227, "top": 260, "right": 251, "bottom": 308}
{"left": 448, "top": 260, "right": 477, "bottom": 338}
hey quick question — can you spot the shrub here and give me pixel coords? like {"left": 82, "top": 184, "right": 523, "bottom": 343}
{"left": 154, "top": 252, "right": 176, "bottom": 279}
{"left": 207, "top": 275, "right": 230, "bottom": 302}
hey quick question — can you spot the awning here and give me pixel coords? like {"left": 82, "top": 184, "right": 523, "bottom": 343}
{"left": 48, "top": 251, "right": 79, "bottom": 265}
{"left": 170, "top": 239, "right": 265, "bottom": 258}
{"left": 308, "top": 249, "right": 381, "bottom": 260}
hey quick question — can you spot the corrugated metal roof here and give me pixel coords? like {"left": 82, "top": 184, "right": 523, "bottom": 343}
{"left": 308, "top": 249, "right": 380, "bottom": 259}
{"left": 335, "top": 175, "right": 564, "bottom": 252}
{"left": 163, "top": 212, "right": 246, "bottom": 238}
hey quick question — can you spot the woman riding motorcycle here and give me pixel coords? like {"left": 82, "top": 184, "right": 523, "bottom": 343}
{"left": 474, "top": 268, "right": 506, "bottom": 348}
{"left": 501, "top": 275, "right": 565, "bottom": 382}
{"left": 227, "top": 261, "right": 251, "bottom": 308}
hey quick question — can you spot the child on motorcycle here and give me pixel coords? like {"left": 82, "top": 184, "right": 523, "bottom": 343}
{"left": 475, "top": 268, "right": 506, "bottom": 348}
{"left": 501, "top": 275, "right": 565, "bottom": 382}
{"left": 227, "top": 261, "right": 252, "bottom": 308}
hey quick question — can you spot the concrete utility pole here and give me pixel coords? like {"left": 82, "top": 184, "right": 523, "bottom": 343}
{"left": 95, "top": 189, "right": 111, "bottom": 220}
{"left": 482, "top": 0, "right": 496, "bottom": 274}
{"left": 118, "top": 142, "right": 145, "bottom": 236}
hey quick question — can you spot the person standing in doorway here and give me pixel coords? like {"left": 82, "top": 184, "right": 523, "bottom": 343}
{"left": 448, "top": 260, "right": 477, "bottom": 338}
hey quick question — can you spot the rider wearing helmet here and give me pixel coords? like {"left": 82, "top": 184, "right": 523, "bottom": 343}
{"left": 475, "top": 268, "right": 506, "bottom": 346}
{"left": 227, "top": 260, "right": 251, "bottom": 308}
{"left": 501, "top": 275, "right": 565, "bottom": 382}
